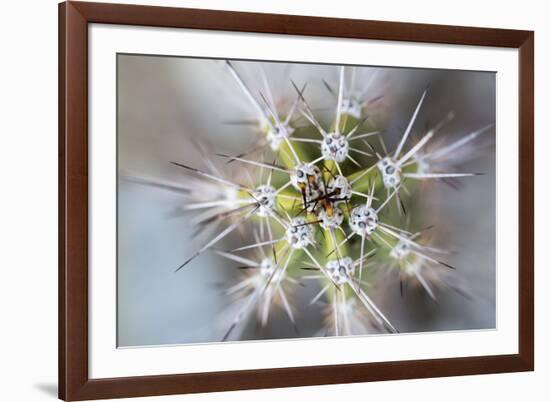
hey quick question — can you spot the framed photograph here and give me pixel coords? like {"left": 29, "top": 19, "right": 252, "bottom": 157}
{"left": 59, "top": 1, "right": 534, "bottom": 400}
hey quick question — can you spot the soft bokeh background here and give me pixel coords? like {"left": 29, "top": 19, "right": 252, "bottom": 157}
{"left": 117, "top": 54, "right": 495, "bottom": 347}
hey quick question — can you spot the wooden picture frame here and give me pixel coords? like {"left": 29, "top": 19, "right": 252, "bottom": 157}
{"left": 59, "top": 1, "right": 534, "bottom": 400}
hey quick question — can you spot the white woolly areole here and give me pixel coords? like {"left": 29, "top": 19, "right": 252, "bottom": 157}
{"left": 259, "top": 258, "right": 283, "bottom": 283}
{"left": 285, "top": 217, "right": 314, "bottom": 249}
{"left": 266, "top": 124, "right": 294, "bottom": 151}
{"left": 321, "top": 133, "right": 349, "bottom": 163}
{"left": 325, "top": 257, "right": 355, "bottom": 285}
{"left": 390, "top": 239, "right": 411, "bottom": 260}
{"left": 377, "top": 156, "right": 401, "bottom": 189}
{"left": 340, "top": 97, "right": 362, "bottom": 119}
{"left": 252, "top": 185, "right": 276, "bottom": 217}
{"left": 319, "top": 207, "right": 344, "bottom": 229}
{"left": 327, "top": 175, "right": 352, "bottom": 204}
{"left": 349, "top": 205, "right": 378, "bottom": 236}
{"left": 290, "top": 164, "right": 322, "bottom": 199}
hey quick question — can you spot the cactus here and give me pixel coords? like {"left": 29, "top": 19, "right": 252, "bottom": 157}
{"left": 125, "top": 60, "right": 494, "bottom": 341}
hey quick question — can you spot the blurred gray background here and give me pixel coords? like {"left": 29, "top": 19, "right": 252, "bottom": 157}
{"left": 117, "top": 54, "right": 496, "bottom": 347}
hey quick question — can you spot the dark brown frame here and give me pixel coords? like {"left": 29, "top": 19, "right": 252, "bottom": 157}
{"left": 59, "top": 1, "right": 534, "bottom": 400}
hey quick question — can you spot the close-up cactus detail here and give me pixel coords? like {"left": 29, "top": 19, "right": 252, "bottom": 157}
{"left": 117, "top": 56, "right": 496, "bottom": 346}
